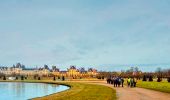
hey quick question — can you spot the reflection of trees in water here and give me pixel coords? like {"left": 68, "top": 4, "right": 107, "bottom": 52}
{"left": 51, "top": 84, "right": 58, "bottom": 92}
{"left": 1, "top": 82, "right": 26, "bottom": 98}
{"left": 43, "top": 83, "right": 49, "bottom": 94}
{"left": 0, "top": 83, "right": 8, "bottom": 89}
{"left": 0, "top": 82, "right": 68, "bottom": 99}
{"left": 14, "top": 83, "right": 25, "bottom": 97}
{"left": 51, "top": 84, "right": 58, "bottom": 87}
{"left": 42, "top": 84, "right": 59, "bottom": 94}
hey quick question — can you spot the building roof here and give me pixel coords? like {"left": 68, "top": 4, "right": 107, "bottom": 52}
{"left": 70, "top": 66, "right": 76, "bottom": 69}
{"left": 60, "top": 71, "right": 67, "bottom": 73}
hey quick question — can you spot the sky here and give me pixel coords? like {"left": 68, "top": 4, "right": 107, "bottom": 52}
{"left": 0, "top": 0, "right": 170, "bottom": 71}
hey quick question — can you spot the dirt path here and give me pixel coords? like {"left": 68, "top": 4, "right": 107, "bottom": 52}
{"left": 74, "top": 81, "right": 170, "bottom": 100}
{"left": 104, "top": 83, "right": 170, "bottom": 100}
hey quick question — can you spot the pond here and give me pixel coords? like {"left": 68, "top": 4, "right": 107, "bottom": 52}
{"left": 0, "top": 82, "right": 69, "bottom": 100}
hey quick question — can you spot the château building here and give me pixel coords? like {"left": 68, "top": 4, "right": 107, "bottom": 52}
{"left": 0, "top": 65, "right": 98, "bottom": 78}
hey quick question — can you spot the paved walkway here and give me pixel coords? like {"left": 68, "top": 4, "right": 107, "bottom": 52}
{"left": 75, "top": 81, "right": 170, "bottom": 100}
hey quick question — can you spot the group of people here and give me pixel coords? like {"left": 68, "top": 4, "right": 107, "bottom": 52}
{"left": 127, "top": 77, "right": 137, "bottom": 87}
{"left": 107, "top": 77, "right": 124, "bottom": 87}
{"left": 106, "top": 77, "right": 137, "bottom": 88}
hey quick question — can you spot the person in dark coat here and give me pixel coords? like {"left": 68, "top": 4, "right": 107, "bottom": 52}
{"left": 121, "top": 78, "right": 124, "bottom": 87}
{"left": 118, "top": 77, "right": 121, "bottom": 87}
{"left": 111, "top": 78, "right": 114, "bottom": 84}
{"left": 113, "top": 77, "right": 116, "bottom": 87}
{"left": 115, "top": 77, "right": 119, "bottom": 87}
{"left": 107, "top": 78, "right": 110, "bottom": 84}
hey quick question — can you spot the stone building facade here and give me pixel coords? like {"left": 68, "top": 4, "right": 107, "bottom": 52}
{"left": 0, "top": 66, "right": 98, "bottom": 77}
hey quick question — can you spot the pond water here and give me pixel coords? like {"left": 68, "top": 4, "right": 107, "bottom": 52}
{"left": 0, "top": 82, "right": 69, "bottom": 100}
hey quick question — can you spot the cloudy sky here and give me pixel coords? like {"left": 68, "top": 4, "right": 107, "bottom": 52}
{"left": 0, "top": 0, "right": 170, "bottom": 71}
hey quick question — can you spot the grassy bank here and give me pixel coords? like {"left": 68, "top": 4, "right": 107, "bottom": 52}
{"left": 0, "top": 80, "right": 116, "bottom": 100}
{"left": 33, "top": 81, "right": 116, "bottom": 100}
{"left": 137, "top": 80, "right": 170, "bottom": 93}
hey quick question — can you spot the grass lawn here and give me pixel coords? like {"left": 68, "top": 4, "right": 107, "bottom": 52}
{"left": 136, "top": 80, "right": 170, "bottom": 93}
{"left": 0, "top": 80, "right": 116, "bottom": 100}
{"left": 33, "top": 81, "right": 116, "bottom": 100}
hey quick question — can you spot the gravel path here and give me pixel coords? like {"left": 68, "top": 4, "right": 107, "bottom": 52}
{"left": 114, "top": 85, "right": 170, "bottom": 100}
{"left": 77, "top": 81, "right": 170, "bottom": 100}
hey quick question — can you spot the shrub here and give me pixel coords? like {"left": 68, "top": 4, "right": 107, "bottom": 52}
{"left": 58, "top": 76, "right": 60, "bottom": 79}
{"left": 62, "top": 76, "right": 65, "bottom": 81}
{"left": 38, "top": 77, "right": 41, "bottom": 80}
{"left": 167, "top": 77, "right": 170, "bottom": 82}
{"left": 21, "top": 76, "right": 24, "bottom": 80}
{"left": 157, "top": 77, "right": 162, "bottom": 82}
{"left": 149, "top": 76, "right": 153, "bottom": 81}
{"left": 102, "top": 76, "right": 105, "bottom": 79}
{"left": 142, "top": 75, "right": 147, "bottom": 81}
{"left": 3, "top": 76, "right": 6, "bottom": 80}
{"left": 97, "top": 76, "right": 101, "bottom": 79}
{"left": 53, "top": 76, "right": 56, "bottom": 81}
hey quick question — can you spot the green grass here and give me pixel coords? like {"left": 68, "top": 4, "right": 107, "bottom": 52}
{"left": 34, "top": 82, "right": 116, "bottom": 100}
{"left": 137, "top": 80, "right": 170, "bottom": 93}
{"left": 0, "top": 80, "right": 116, "bottom": 100}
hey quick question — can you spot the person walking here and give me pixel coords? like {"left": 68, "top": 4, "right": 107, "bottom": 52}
{"left": 113, "top": 77, "right": 116, "bottom": 87}
{"left": 127, "top": 78, "right": 131, "bottom": 87}
{"left": 115, "top": 77, "right": 119, "bottom": 87}
{"left": 107, "top": 78, "right": 111, "bottom": 84}
{"left": 130, "top": 78, "right": 134, "bottom": 87}
{"left": 121, "top": 78, "right": 124, "bottom": 87}
{"left": 111, "top": 77, "right": 114, "bottom": 84}
{"left": 133, "top": 78, "right": 137, "bottom": 87}
{"left": 118, "top": 77, "right": 122, "bottom": 87}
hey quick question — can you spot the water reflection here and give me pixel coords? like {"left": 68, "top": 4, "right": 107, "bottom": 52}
{"left": 0, "top": 82, "right": 69, "bottom": 100}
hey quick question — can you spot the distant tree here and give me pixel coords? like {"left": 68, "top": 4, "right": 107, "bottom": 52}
{"left": 3, "top": 76, "right": 6, "bottom": 80}
{"left": 53, "top": 76, "right": 56, "bottom": 81}
{"left": 157, "top": 77, "right": 162, "bottom": 82}
{"left": 156, "top": 67, "right": 162, "bottom": 77}
{"left": 134, "top": 67, "right": 139, "bottom": 72}
{"left": 149, "top": 76, "right": 153, "bottom": 81}
{"left": 21, "top": 76, "right": 24, "bottom": 80}
{"left": 167, "top": 77, "right": 170, "bottom": 82}
{"left": 142, "top": 75, "right": 147, "bottom": 81}
{"left": 62, "top": 76, "right": 65, "bottom": 81}
{"left": 58, "top": 76, "right": 60, "bottom": 79}
{"left": 16, "top": 77, "right": 18, "bottom": 80}
{"left": 167, "top": 69, "right": 170, "bottom": 78}
{"left": 38, "top": 77, "right": 41, "bottom": 80}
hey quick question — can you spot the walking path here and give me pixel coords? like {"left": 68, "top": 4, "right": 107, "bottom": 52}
{"left": 74, "top": 81, "right": 170, "bottom": 100}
